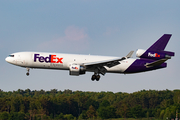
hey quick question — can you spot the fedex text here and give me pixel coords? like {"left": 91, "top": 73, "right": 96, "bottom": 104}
{"left": 148, "top": 52, "right": 160, "bottom": 58}
{"left": 34, "top": 54, "right": 63, "bottom": 63}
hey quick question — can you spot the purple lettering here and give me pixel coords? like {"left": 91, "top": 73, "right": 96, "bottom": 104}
{"left": 34, "top": 54, "right": 40, "bottom": 62}
{"left": 39, "top": 56, "right": 44, "bottom": 62}
{"left": 45, "top": 55, "right": 51, "bottom": 63}
{"left": 34, "top": 54, "right": 63, "bottom": 64}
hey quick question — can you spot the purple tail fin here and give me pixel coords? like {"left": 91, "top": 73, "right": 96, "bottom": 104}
{"left": 147, "top": 34, "right": 174, "bottom": 56}
{"left": 147, "top": 34, "right": 172, "bottom": 51}
{"left": 138, "top": 34, "right": 175, "bottom": 60}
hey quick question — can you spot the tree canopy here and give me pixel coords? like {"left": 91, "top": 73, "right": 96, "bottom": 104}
{"left": 0, "top": 89, "right": 180, "bottom": 120}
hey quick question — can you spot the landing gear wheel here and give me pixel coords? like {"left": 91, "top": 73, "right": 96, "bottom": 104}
{"left": 91, "top": 75, "right": 96, "bottom": 81}
{"left": 91, "top": 74, "right": 101, "bottom": 81}
{"left": 96, "top": 75, "right": 100, "bottom": 81}
{"left": 26, "top": 72, "right": 29, "bottom": 76}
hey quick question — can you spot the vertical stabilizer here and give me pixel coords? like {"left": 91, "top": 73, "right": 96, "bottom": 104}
{"left": 136, "top": 34, "right": 174, "bottom": 60}
{"left": 147, "top": 34, "right": 172, "bottom": 51}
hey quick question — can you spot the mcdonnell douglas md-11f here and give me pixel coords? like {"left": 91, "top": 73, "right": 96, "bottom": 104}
{"left": 5, "top": 34, "right": 175, "bottom": 81}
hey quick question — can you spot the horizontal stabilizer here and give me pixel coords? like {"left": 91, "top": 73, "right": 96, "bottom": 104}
{"left": 145, "top": 58, "right": 168, "bottom": 68}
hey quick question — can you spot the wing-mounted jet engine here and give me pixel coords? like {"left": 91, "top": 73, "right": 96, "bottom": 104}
{"left": 69, "top": 64, "right": 86, "bottom": 76}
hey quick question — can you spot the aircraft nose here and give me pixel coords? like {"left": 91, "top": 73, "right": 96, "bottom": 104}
{"left": 5, "top": 57, "right": 9, "bottom": 62}
{"left": 5, "top": 57, "right": 11, "bottom": 63}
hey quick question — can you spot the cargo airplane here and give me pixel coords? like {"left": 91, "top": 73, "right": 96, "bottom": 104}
{"left": 5, "top": 34, "right": 175, "bottom": 81}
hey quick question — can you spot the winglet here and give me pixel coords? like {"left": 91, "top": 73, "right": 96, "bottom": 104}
{"left": 126, "top": 51, "right": 134, "bottom": 58}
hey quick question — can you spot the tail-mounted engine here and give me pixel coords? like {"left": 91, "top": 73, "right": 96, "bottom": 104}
{"left": 69, "top": 64, "right": 86, "bottom": 76}
{"left": 136, "top": 49, "right": 174, "bottom": 60}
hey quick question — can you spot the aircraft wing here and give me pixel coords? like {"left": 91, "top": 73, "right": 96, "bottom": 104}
{"left": 145, "top": 58, "right": 169, "bottom": 68}
{"left": 85, "top": 57, "right": 124, "bottom": 68}
{"left": 84, "top": 51, "right": 134, "bottom": 68}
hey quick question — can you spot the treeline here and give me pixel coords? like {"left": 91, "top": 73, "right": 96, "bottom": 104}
{"left": 0, "top": 89, "right": 180, "bottom": 120}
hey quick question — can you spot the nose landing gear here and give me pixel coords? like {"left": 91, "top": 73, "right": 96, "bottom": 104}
{"left": 26, "top": 68, "right": 30, "bottom": 76}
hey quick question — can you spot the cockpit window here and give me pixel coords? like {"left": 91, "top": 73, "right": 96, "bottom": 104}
{"left": 9, "top": 55, "right": 14, "bottom": 57}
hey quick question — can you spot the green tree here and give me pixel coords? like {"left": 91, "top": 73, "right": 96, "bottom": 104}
{"left": 155, "top": 108, "right": 161, "bottom": 118}
{"left": 86, "top": 105, "right": 96, "bottom": 118}
{"left": 55, "top": 113, "right": 64, "bottom": 119}
{"left": 78, "top": 110, "right": 87, "bottom": 119}
{"left": 131, "top": 105, "right": 143, "bottom": 118}
{"left": 100, "top": 100, "right": 110, "bottom": 107}
{"left": 116, "top": 102, "right": 129, "bottom": 118}
{"left": 97, "top": 100, "right": 116, "bottom": 119}
{"left": 0, "top": 111, "right": 9, "bottom": 120}
{"left": 159, "top": 110, "right": 165, "bottom": 119}
{"left": 18, "top": 112, "right": 25, "bottom": 120}
{"left": 64, "top": 114, "right": 75, "bottom": 120}
{"left": 98, "top": 106, "right": 116, "bottom": 119}
{"left": 174, "top": 90, "right": 180, "bottom": 104}
{"left": 163, "top": 107, "right": 173, "bottom": 120}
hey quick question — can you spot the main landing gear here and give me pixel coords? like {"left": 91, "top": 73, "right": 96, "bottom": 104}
{"left": 91, "top": 66, "right": 106, "bottom": 81}
{"left": 26, "top": 68, "right": 30, "bottom": 76}
{"left": 91, "top": 74, "right": 100, "bottom": 81}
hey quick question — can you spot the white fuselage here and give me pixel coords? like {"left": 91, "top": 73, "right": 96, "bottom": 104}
{"left": 5, "top": 52, "right": 135, "bottom": 74}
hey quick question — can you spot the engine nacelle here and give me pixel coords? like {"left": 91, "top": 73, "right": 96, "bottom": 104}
{"left": 136, "top": 49, "right": 146, "bottom": 58}
{"left": 69, "top": 64, "right": 86, "bottom": 76}
{"left": 136, "top": 49, "right": 172, "bottom": 60}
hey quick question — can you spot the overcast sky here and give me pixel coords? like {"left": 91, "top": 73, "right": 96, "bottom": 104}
{"left": 1, "top": 0, "right": 179, "bottom": 93}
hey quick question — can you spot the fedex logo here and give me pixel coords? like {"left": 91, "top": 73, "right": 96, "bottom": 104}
{"left": 72, "top": 67, "right": 78, "bottom": 69}
{"left": 148, "top": 52, "right": 160, "bottom": 58}
{"left": 34, "top": 54, "right": 63, "bottom": 63}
